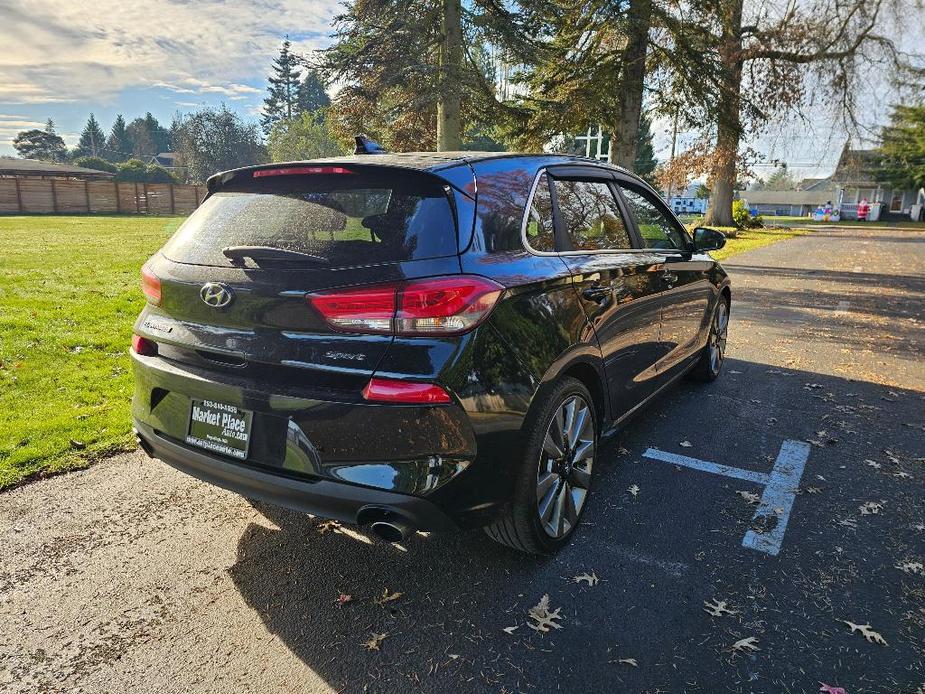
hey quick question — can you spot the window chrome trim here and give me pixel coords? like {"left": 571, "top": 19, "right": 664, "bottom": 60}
{"left": 520, "top": 166, "right": 658, "bottom": 257}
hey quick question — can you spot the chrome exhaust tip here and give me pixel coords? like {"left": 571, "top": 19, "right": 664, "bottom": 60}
{"left": 370, "top": 520, "right": 411, "bottom": 543}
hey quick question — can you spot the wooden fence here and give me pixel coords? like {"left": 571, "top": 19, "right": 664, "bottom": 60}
{"left": 0, "top": 178, "right": 205, "bottom": 215}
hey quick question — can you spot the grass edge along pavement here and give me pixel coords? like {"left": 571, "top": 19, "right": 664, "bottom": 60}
{"left": 0, "top": 215, "right": 809, "bottom": 491}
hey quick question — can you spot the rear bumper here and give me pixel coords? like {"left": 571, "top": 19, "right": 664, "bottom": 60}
{"left": 134, "top": 419, "right": 458, "bottom": 531}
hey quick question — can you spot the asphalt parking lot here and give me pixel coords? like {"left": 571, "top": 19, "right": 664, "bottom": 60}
{"left": 1, "top": 226, "right": 923, "bottom": 693}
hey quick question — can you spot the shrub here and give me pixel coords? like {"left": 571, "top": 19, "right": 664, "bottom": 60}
{"left": 113, "top": 159, "right": 178, "bottom": 183}
{"left": 732, "top": 199, "right": 764, "bottom": 229}
{"left": 73, "top": 156, "right": 117, "bottom": 173}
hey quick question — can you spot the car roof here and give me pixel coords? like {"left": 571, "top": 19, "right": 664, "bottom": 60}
{"left": 209, "top": 152, "right": 632, "bottom": 183}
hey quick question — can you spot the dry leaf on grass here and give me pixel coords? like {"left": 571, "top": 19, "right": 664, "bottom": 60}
{"left": 840, "top": 620, "right": 887, "bottom": 646}
{"left": 730, "top": 636, "right": 760, "bottom": 653}
{"left": 502, "top": 625, "right": 520, "bottom": 634}
{"left": 528, "top": 594, "right": 563, "bottom": 633}
{"left": 703, "top": 599, "right": 739, "bottom": 617}
{"left": 859, "top": 501, "right": 885, "bottom": 515}
{"left": 573, "top": 571, "right": 599, "bottom": 587}
{"left": 362, "top": 633, "right": 387, "bottom": 651}
{"left": 336, "top": 593, "right": 352, "bottom": 605}
{"left": 627, "top": 484, "right": 640, "bottom": 498}
{"left": 374, "top": 588, "right": 403, "bottom": 605}
{"left": 894, "top": 471, "right": 912, "bottom": 479}
{"left": 819, "top": 684, "right": 847, "bottom": 694}
{"left": 736, "top": 491, "right": 761, "bottom": 504}
{"left": 895, "top": 560, "right": 924, "bottom": 575}
{"left": 865, "top": 459, "right": 882, "bottom": 469}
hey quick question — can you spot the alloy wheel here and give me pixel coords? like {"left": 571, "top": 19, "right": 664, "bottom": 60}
{"left": 709, "top": 301, "right": 729, "bottom": 374}
{"left": 536, "top": 395, "right": 595, "bottom": 538}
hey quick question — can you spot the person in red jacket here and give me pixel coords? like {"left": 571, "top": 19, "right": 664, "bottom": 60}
{"left": 857, "top": 198, "right": 870, "bottom": 221}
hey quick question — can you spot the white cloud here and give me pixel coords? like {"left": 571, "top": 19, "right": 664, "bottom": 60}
{"left": 0, "top": 0, "right": 337, "bottom": 105}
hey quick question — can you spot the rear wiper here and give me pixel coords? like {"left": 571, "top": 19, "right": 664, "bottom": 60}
{"left": 222, "top": 246, "right": 329, "bottom": 266}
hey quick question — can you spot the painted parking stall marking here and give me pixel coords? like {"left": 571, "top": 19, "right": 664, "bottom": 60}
{"left": 642, "top": 440, "right": 811, "bottom": 556}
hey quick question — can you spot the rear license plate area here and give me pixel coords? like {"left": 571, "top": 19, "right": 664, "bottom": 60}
{"left": 186, "top": 399, "right": 254, "bottom": 460}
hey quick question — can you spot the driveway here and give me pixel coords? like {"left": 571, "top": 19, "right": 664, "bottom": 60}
{"left": 2, "top": 226, "right": 923, "bottom": 693}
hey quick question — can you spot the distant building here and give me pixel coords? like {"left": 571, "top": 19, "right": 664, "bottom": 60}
{"left": 831, "top": 145, "right": 924, "bottom": 221}
{"left": 0, "top": 157, "right": 115, "bottom": 181}
{"left": 741, "top": 189, "right": 835, "bottom": 217}
{"left": 147, "top": 152, "right": 187, "bottom": 180}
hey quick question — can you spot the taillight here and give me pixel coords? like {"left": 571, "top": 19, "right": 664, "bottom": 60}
{"left": 362, "top": 378, "right": 451, "bottom": 404}
{"left": 307, "top": 276, "right": 503, "bottom": 336}
{"left": 131, "top": 334, "right": 158, "bottom": 356}
{"left": 141, "top": 266, "right": 161, "bottom": 305}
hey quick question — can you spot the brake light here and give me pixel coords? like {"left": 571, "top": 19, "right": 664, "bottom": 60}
{"left": 131, "top": 334, "right": 158, "bottom": 356}
{"left": 252, "top": 166, "right": 354, "bottom": 177}
{"left": 307, "top": 276, "right": 503, "bottom": 336}
{"left": 141, "top": 266, "right": 161, "bottom": 305}
{"left": 362, "top": 378, "right": 451, "bottom": 404}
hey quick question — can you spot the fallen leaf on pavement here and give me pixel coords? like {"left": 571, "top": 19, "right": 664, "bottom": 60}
{"left": 806, "top": 487, "right": 821, "bottom": 494}
{"left": 317, "top": 520, "right": 341, "bottom": 534}
{"left": 615, "top": 658, "right": 638, "bottom": 667}
{"left": 893, "top": 471, "right": 912, "bottom": 479}
{"left": 859, "top": 501, "right": 884, "bottom": 515}
{"left": 362, "top": 633, "right": 387, "bottom": 651}
{"left": 374, "top": 588, "right": 403, "bottom": 605}
{"left": 840, "top": 620, "right": 887, "bottom": 646}
{"left": 337, "top": 593, "right": 352, "bottom": 605}
{"left": 819, "top": 684, "right": 847, "bottom": 694}
{"left": 736, "top": 491, "right": 761, "bottom": 504}
{"left": 731, "top": 636, "right": 760, "bottom": 653}
{"left": 627, "top": 484, "right": 639, "bottom": 497}
{"left": 528, "top": 594, "right": 563, "bottom": 633}
{"left": 680, "top": 440, "right": 693, "bottom": 448}
{"left": 703, "top": 599, "right": 739, "bottom": 617}
{"left": 573, "top": 571, "right": 599, "bottom": 586}
{"left": 502, "top": 625, "right": 520, "bottom": 634}
{"left": 865, "top": 460, "right": 882, "bottom": 469}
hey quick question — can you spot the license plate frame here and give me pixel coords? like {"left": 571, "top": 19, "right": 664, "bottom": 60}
{"left": 186, "top": 399, "right": 254, "bottom": 460}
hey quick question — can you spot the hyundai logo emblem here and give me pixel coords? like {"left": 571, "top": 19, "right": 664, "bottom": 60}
{"left": 200, "top": 282, "right": 234, "bottom": 308}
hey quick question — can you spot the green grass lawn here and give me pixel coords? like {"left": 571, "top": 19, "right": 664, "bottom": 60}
{"left": 0, "top": 213, "right": 808, "bottom": 490}
{"left": 0, "top": 215, "right": 184, "bottom": 489}
{"left": 707, "top": 226, "right": 809, "bottom": 261}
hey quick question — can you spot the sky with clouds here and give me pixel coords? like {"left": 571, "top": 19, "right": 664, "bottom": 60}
{"left": 0, "top": 0, "right": 920, "bottom": 179}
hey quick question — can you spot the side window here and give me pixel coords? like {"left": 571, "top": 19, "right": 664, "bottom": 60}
{"left": 620, "top": 186, "right": 688, "bottom": 250}
{"left": 553, "top": 179, "right": 632, "bottom": 251}
{"left": 524, "top": 173, "right": 556, "bottom": 252}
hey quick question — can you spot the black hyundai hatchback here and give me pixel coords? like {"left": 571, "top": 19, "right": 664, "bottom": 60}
{"left": 131, "top": 149, "right": 730, "bottom": 554}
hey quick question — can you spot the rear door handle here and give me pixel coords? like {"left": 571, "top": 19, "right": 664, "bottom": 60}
{"left": 581, "top": 286, "right": 611, "bottom": 303}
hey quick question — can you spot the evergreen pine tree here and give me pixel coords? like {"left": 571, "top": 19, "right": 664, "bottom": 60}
{"left": 76, "top": 114, "right": 107, "bottom": 158}
{"left": 262, "top": 39, "right": 302, "bottom": 134}
{"left": 296, "top": 71, "right": 331, "bottom": 115}
{"left": 106, "top": 114, "right": 132, "bottom": 161}
{"left": 634, "top": 113, "right": 658, "bottom": 183}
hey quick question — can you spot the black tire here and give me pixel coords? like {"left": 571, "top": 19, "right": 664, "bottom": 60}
{"left": 690, "top": 295, "right": 730, "bottom": 382}
{"left": 484, "top": 377, "right": 597, "bottom": 554}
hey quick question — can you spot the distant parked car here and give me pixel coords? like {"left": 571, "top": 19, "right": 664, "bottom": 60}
{"left": 131, "top": 149, "right": 730, "bottom": 553}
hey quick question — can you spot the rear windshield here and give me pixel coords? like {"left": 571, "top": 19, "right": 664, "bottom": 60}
{"left": 162, "top": 169, "right": 457, "bottom": 267}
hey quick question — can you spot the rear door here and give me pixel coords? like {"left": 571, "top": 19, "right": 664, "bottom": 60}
{"left": 137, "top": 165, "right": 464, "bottom": 394}
{"left": 545, "top": 167, "right": 665, "bottom": 420}
{"left": 615, "top": 180, "right": 714, "bottom": 382}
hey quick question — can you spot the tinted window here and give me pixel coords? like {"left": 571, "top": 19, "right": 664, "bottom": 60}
{"left": 619, "top": 186, "right": 687, "bottom": 250}
{"left": 524, "top": 173, "right": 556, "bottom": 252}
{"left": 554, "top": 179, "right": 631, "bottom": 251}
{"left": 162, "top": 170, "right": 456, "bottom": 267}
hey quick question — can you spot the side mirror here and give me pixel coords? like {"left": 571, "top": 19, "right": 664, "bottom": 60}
{"left": 693, "top": 227, "right": 726, "bottom": 252}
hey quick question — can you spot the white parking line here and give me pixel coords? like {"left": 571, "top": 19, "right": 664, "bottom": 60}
{"left": 642, "top": 440, "right": 811, "bottom": 557}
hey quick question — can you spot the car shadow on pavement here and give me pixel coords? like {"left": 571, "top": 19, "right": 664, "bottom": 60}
{"left": 227, "top": 357, "right": 924, "bottom": 693}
